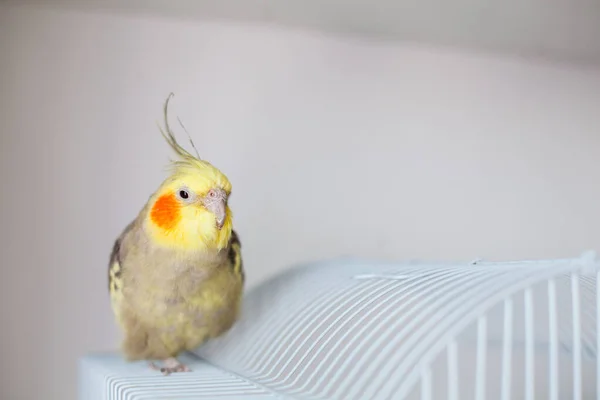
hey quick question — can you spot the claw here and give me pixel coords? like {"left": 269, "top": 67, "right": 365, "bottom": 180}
{"left": 148, "top": 358, "right": 191, "bottom": 375}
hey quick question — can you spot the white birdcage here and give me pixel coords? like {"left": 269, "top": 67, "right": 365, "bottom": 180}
{"left": 193, "top": 251, "right": 600, "bottom": 400}
{"left": 80, "top": 251, "right": 600, "bottom": 399}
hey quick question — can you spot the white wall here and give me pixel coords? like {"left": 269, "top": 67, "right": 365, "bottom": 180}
{"left": 1, "top": 3, "right": 599, "bottom": 399}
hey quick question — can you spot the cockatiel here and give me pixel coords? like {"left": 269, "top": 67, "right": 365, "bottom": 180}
{"left": 108, "top": 93, "right": 244, "bottom": 375}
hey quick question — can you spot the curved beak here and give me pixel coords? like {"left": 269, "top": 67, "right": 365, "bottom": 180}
{"left": 213, "top": 200, "right": 226, "bottom": 230}
{"left": 204, "top": 189, "right": 227, "bottom": 230}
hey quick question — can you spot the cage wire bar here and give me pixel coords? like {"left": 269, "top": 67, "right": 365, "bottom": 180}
{"left": 548, "top": 278, "right": 559, "bottom": 400}
{"left": 476, "top": 316, "right": 487, "bottom": 400}
{"left": 524, "top": 287, "right": 534, "bottom": 400}
{"left": 597, "top": 269, "right": 600, "bottom": 400}
{"left": 572, "top": 272, "right": 582, "bottom": 400}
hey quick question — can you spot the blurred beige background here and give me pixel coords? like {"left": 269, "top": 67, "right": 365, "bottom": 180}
{"left": 1, "top": 2, "right": 600, "bottom": 399}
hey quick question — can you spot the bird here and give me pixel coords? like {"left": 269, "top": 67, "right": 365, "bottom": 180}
{"left": 108, "top": 93, "right": 244, "bottom": 375}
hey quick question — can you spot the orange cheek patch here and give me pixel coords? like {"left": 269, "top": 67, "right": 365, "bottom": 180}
{"left": 150, "top": 193, "right": 181, "bottom": 231}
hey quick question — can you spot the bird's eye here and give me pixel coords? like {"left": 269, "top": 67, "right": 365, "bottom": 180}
{"left": 209, "top": 190, "right": 216, "bottom": 198}
{"left": 179, "top": 190, "right": 189, "bottom": 199}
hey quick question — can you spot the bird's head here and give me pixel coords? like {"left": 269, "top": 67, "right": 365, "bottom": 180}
{"left": 144, "top": 94, "right": 233, "bottom": 251}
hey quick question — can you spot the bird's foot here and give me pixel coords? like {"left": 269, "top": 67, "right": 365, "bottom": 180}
{"left": 148, "top": 357, "right": 191, "bottom": 375}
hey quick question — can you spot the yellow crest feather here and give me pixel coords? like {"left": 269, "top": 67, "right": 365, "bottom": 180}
{"left": 157, "top": 93, "right": 232, "bottom": 193}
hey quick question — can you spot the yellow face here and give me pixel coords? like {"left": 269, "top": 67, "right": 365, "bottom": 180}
{"left": 145, "top": 161, "right": 233, "bottom": 251}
